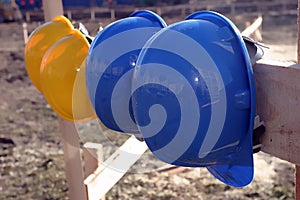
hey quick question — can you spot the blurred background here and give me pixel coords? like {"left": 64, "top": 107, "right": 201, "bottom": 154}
{"left": 0, "top": 0, "right": 298, "bottom": 199}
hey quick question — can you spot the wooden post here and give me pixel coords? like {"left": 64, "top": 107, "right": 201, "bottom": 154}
{"left": 181, "top": 7, "right": 185, "bottom": 18}
{"left": 156, "top": 7, "right": 162, "bottom": 16}
{"left": 59, "top": 120, "right": 87, "bottom": 200}
{"left": 83, "top": 143, "right": 103, "bottom": 178}
{"left": 296, "top": 1, "right": 300, "bottom": 199}
{"left": 42, "top": 0, "right": 64, "bottom": 21}
{"left": 297, "top": 166, "right": 300, "bottom": 200}
{"left": 255, "top": 61, "right": 300, "bottom": 166}
{"left": 42, "top": 1, "right": 87, "bottom": 199}
{"left": 230, "top": 3, "right": 235, "bottom": 16}
{"left": 110, "top": 9, "right": 115, "bottom": 21}
{"left": 22, "top": 22, "right": 28, "bottom": 44}
{"left": 67, "top": 10, "right": 72, "bottom": 20}
{"left": 91, "top": 7, "right": 96, "bottom": 21}
{"left": 25, "top": 12, "right": 30, "bottom": 22}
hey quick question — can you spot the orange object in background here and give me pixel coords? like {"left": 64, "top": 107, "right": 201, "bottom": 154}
{"left": 24, "top": 16, "right": 73, "bottom": 92}
{"left": 40, "top": 29, "right": 96, "bottom": 122}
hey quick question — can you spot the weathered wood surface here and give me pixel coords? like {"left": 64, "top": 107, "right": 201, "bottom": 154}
{"left": 84, "top": 136, "right": 148, "bottom": 200}
{"left": 83, "top": 143, "right": 104, "bottom": 179}
{"left": 43, "top": 1, "right": 89, "bottom": 199}
{"left": 241, "top": 16, "right": 263, "bottom": 41}
{"left": 42, "top": 0, "right": 63, "bottom": 21}
{"left": 297, "top": 165, "right": 300, "bottom": 200}
{"left": 83, "top": 143, "right": 105, "bottom": 200}
{"left": 296, "top": 0, "right": 300, "bottom": 198}
{"left": 59, "top": 119, "right": 87, "bottom": 200}
{"left": 254, "top": 61, "right": 300, "bottom": 166}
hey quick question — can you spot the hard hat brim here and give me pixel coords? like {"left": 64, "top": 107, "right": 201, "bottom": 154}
{"left": 134, "top": 10, "right": 256, "bottom": 187}
{"left": 206, "top": 132, "right": 254, "bottom": 187}
{"left": 186, "top": 11, "right": 256, "bottom": 188}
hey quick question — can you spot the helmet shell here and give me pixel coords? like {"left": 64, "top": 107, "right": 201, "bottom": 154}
{"left": 86, "top": 10, "right": 166, "bottom": 134}
{"left": 131, "top": 11, "right": 256, "bottom": 187}
{"left": 25, "top": 16, "right": 73, "bottom": 92}
{"left": 40, "top": 29, "right": 96, "bottom": 122}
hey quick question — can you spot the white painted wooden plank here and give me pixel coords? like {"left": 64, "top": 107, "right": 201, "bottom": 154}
{"left": 83, "top": 143, "right": 104, "bottom": 178}
{"left": 84, "top": 136, "right": 148, "bottom": 200}
{"left": 22, "top": 22, "right": 28, "bottom": 44}
{"left": 241, "top": 16, "right": 263, "bottom": 37}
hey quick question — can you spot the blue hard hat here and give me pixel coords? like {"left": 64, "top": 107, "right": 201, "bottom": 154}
{"left": 86, "top": 10, "right": 166, "bottom": 135}
{"left": 131, "top": 11, "right": 256, "bottom": 187}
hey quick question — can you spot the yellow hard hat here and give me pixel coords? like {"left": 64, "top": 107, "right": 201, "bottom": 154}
{"left": 40, "top": 29, "right": 96, "bottom": 122}
{"left": 24, "top": 16, "right": 73, "bottom": 92}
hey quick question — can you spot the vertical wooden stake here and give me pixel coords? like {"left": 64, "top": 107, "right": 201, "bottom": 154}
{"left": 297, "top": 166, "right": 300, "bottom": 200}
{"left": 296, "top": 1, "right": 300, "bottom": 199}
{"left": 42, "top": 0, "right": 64, "bottom": 21}
{"left": 110, "top": 9, "right": 115, "bottom": 21}
{"left": 22, "top": 22, "right": 28, "bottom": 44}
{"left": 25, "top": 12, "right": 30, "bottom": 22}
{"left": 83, "top": 143, "right": 105, "bottom": 200}
{"left": 59, "top": 119, "right": 87, "bottom": 200}
{"left": 91, "top": 7, "right": 96, "bottom": 21}
{"left": 67, "top": 10, "right": 72, "bottom": 20}
{"left": 83, "top": 143, "right": 103, "bottom": 178}
{"left": 181, "top": 7, "right": 185, "bottom": 18}
{"left": 156, "top": 7, "right": 162, "bottom": 16}
{"left": 230, "top": 3, "right": 236, "bottom": 16}
{"left": 42, "top": 1, "right": 87, "bottom": 199}
{"left": 298, "top": 0, "right": 300, "bottom": 64}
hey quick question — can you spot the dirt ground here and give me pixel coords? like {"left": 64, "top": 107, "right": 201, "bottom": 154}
{"left": 0, "top": 13, "right": 298, "bottom": 200}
